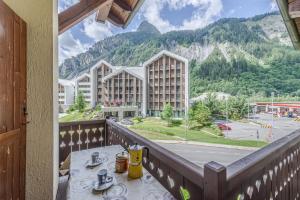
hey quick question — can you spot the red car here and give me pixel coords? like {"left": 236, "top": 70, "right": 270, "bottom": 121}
{"left": 217, "top": 123, "right": 232, "bottom": 131}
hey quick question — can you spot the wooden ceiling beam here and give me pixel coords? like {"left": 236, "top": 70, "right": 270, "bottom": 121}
{"left": 59, "top": 0, "right": 107, "bottom": 34}
{"left": 114, "top": 0, "right": 132, "bottom": 12}
{"left": 107, "top": 11, "right": 125, "bottom": 26}
{"left": 289, "top": 0, "right": 300, "bottom": 18}
{"left": 95, "top": 0, "right": 114, "bottom": 23}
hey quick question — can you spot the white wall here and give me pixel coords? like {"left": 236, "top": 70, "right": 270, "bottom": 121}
{"left": 91, "top": 68, "right": 97, "bottom": 107}
{"left": 65, "top": 85, "right": 75, "bottom": 105}
{"left": 3, "top": 0, "right": 58, "bottom": 199}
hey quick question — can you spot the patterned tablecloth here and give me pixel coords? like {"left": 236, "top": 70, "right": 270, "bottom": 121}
{"left": 67, "top": 145, "right": 175, "bottom": 200}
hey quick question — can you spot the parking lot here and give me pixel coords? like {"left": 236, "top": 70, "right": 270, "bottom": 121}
{"left": 223, "top": 113, "right": 300, "bottom": 142}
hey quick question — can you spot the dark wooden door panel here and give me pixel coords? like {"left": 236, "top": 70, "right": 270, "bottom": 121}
{"left": 0, "top": 129, "right": 20, "bottom": 200}
{"left": 0, "top": 2, "right": 9, "bottom": 134}
{"left": 0, "top": 1, "right": 26, "bottom": 200}
{"left": 0, "top": 3, "right": 14, "bottom": 133}
{"left": 14, "top": 17, "right": 21, "bottom": 129}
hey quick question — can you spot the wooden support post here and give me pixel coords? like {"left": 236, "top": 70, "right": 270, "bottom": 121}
{"left": 289, "top": 0, "right": 300, "bottom": 18}
{"left": 204, "top": 161, "right": 227, "bottom": 200}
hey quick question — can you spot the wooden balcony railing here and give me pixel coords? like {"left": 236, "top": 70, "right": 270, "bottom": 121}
{"left": 224, "top": 129, "right": 300, "bottom": 200}
{"left": 59, "top": 119, "right": 300, "bottom": 200}
{"left": 106, "top": 119, "right": 204, "bottom": 199}
{"left": 59, "top": 120, "right": 107, "bottom": 164}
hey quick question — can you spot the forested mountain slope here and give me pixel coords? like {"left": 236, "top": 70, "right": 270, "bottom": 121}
{"left": 59, "top": 12, "right": 300, "bottom": 97}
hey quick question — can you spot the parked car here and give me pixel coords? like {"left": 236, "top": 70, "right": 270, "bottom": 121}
{"left": 288, "top": 112, "right": 297, "bottom": 118}
{"left": 217, "top": 123, "right": 232, "bottom": 131}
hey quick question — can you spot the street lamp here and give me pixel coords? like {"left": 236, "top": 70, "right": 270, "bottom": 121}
{"left": 225, "top": 97, "right": 229, "bottom": 136}
{"left": 248, "top": 98, "right": 250, "bottom": 121}
{"left": 271, "top": 92, "right": 274, "bottom": 141}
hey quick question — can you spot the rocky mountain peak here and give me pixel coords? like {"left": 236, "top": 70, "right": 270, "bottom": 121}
{"left": 137, "top": 21, "right": 160, "bottom": 35}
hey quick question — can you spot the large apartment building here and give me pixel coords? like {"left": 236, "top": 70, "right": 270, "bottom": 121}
{"left": 101, "top": 68, "right": 144, "bottom": 107}
{"left": 75, "top": 73, "right": 91, "bottom": 104}
{"left": 60, "top": 50, "right": 188, "bottom": 119}
{"left": 90, "top": 60, "right": 113, "bottom": 107}
{"left": 143, "top": 51, "right": 189, "bottom": 118}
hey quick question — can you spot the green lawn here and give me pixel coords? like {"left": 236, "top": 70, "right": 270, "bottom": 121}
{"left": 129, "top": 118, "right": 267, "bottom": 148}
{"left": 59, "top": 110, "right": 100, "bottom": 122}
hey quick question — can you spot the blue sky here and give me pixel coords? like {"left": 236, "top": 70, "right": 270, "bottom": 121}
{"left": 59, "top": 0, "right": 278, "bottom": 63}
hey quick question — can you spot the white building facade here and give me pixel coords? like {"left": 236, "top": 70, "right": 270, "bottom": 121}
{"left": 142, "top": 50, "right": 189, "bottom": 118}
{"left": 74, "top": 73, "right": 92, "bottom": 105}
{"left": 58, "top": 79, "right": 75, "bottom": 112}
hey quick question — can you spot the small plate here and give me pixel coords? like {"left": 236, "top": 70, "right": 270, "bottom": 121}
{"left": 92, "top": 177, "right": 114, "bottom": 192}
{"left": 85, "top": 159, "right": 103, "bottom": 168}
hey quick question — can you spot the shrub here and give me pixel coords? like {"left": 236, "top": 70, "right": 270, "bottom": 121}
{"left": 210, "top": 124, "right": 224, "bottom": 136}
{"left": 67, "top": 105, "right": 76, "bottom": 113}
{"left": 133, "top": 116, "right": 143, "bottom": 123}
{"left": 75, "top": 92, "right": 86, "bottom": 113}
{"left": 189, "top": 102, "right": 212, "bottom": 130}
{"left": 171, "top": 119, "right": 183, "bottom": 127}
{"left": 161, "top": 103, "right": 173, "bottom": 126}
{"left": 95, "top": 104, "right": 102, "bottom": 112}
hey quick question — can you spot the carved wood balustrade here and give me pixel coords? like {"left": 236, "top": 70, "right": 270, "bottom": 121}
{"left": 59, "top": 119, "right": 300, "bottom": 200}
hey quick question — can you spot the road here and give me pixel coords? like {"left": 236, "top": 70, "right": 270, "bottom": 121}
{"left": 158, "top": 142, "right": 254, "bottom": 166}
{"left": 223, "top": 113, "right": 300, "bottom": 142}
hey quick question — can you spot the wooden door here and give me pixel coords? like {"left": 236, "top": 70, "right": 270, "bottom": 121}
{"left": 0, "top": 1, "right": 27, "bottom": 200}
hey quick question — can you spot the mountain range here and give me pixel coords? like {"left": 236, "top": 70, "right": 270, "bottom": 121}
{"left": 59, "top": 12, "right": 300, "bottom": 97}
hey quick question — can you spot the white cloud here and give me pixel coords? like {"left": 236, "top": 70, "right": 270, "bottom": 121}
{"left": 81, "top": 14, "right": 114, "bottom": 42}
{"left": 141, "top": 0, "right": 223, "bottom": 33}
{"left": 59, "top": 30, "right": 89, "bottom": 64}
{"left": 58, "top": 14, "right": 114, "bottom": 63}
{"left": 58, "top": 0, "right": 80, "bottom": 12}
{"left": 270, "top": 0, "right": 278, "bottom": 11}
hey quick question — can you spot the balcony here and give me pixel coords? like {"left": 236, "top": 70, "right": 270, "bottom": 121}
{"left": 59, "top": 119, "right": 201, "bottom": 198}
{"left": 59, "top": 119, "right": 300, "bottom": 200}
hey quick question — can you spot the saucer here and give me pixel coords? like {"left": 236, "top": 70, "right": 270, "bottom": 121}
{"left": 92, "top": 177, "right": 114, "bottom": 192}
{"left": 85, "top": 159, "right": 103, "bottom": 168}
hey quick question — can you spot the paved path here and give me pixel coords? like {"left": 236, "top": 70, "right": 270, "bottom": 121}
{"left": 157, "top": 142, "right": 254, "bottom": 167}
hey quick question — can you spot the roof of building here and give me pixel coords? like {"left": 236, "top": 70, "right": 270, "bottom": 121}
{"left": 58, "top": 79, "right": 75, "bottom": 87}
{"left": 143, "top": 50, "right": 189, "bottom": 67}
{"left": 90, "top": 59, "right": 115, "bottom": 72}
{"left": 126, "top": 66, "right": 144, "bottom": 78}
{"left": 74, "top": 73, "right": 91, "bottom": 82}
{"left": 102, "top": 67, "right": 144, "bottom": 82}
{"left": 70, "top": 51, "right": 187, "bottom": 82}
{"left": 277, "top": 0, "right": 300, "bottom": 49}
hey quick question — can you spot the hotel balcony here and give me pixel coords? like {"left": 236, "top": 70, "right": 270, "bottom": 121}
{"left": 3, "top": 0, "right": 300, "bottom": 199}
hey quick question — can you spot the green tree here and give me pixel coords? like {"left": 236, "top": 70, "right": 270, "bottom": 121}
{"left": 225, "top": 96, "right": 248, "bottom": 120}
{"left": 95, "top": 103, "right": 102, "bottom": 112}
{"left": 161, "top": 103, "right": 173, "bottom": 126}
{"left": 202, "top": 93, "right": 223, "bottom": 118}
{"left": 75, "top": 92, "right": 86, "bottom": 113}
{"left": 189, "top": 102, "right": 212, "bottom": 129}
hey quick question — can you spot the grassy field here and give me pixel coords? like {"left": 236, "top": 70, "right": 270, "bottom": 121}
{"left": 59, "top": 110, "right": 100, "bottom": 122}
{"left": 129, "top": 118, "right": 267, "bottom": 148}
